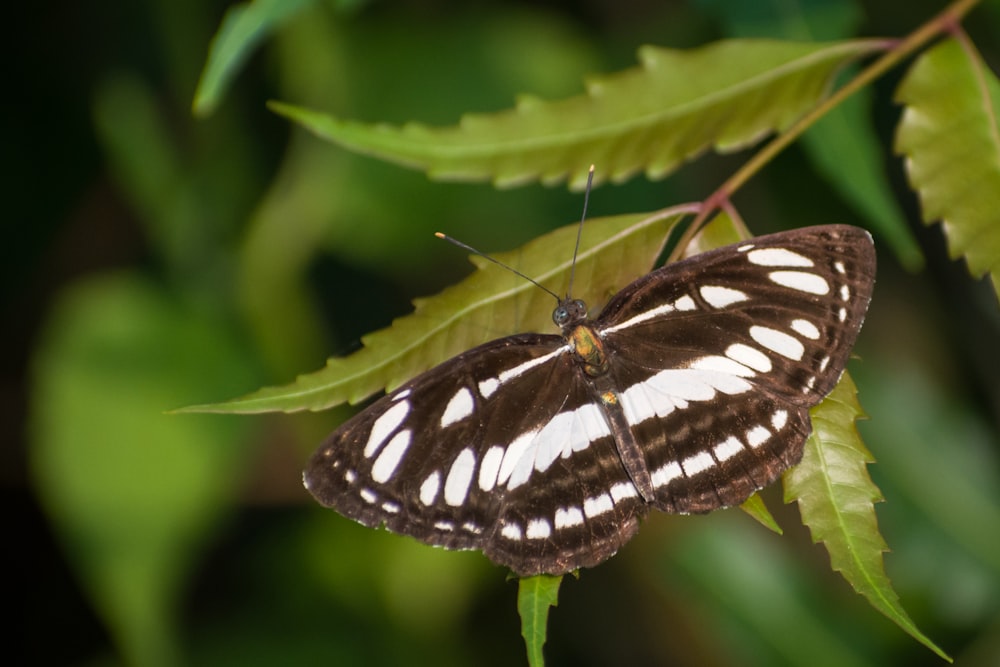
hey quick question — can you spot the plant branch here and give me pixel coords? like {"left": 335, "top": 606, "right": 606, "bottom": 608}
{"left": 680, "top": 0, "right": 982, "bottom": 251}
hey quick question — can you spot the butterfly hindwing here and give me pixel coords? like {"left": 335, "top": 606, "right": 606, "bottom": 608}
{"left": 598, "top": 355, "right": 814, "bottom": 514}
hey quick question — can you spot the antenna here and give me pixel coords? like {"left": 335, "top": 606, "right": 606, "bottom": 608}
{"left": 435, "top": 164, "right": 597, "bottom": 304}
{"left": 566, "top": 164, "right": 595, "bottom": 299}
{"left": 434, "top": 233, "right": 561, "bottom": 301}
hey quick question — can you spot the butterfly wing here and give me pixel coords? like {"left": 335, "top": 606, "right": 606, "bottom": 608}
{"left": 595, "top": 224, "right": 875, "bottom": 513}
{"left": 304, "top": 333, "right": 648, "bottom": 576}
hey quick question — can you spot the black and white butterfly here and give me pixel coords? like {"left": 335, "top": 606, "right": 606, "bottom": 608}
{"left": 304, "top": 224, "right": 875, "bottom": 576}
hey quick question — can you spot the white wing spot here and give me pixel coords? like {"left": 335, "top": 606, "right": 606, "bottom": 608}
{"left": 434, "top": 521, "right": 455, "bottom": 532}
{"left": 834, "top": 260, "right": 847, "bottom": 274}
{"left": 700, "top": 285, "right": 749, "bottom": 308}
{"left": 713, "top": 435, "right": 744, "bottom": 462}
{"left": 478, "top": 377, "right": 499, "bottom": 399}
{"left": 621, "top": 368, "right": 753, "bottom": 426}
{"left": 747, "top": 247, "right": 815, "bottom": 267}
{"left": 771, "top": 410, "right": 788, "bottom": 431}
{"left": 601, "top": 302, "right": 674, "bottom": 334}
{"left": 462, "top": 522, "right": 482, "bottom": 534}
{"left": 478, "top": 445, "right": 504, "bottom": 491}
{"left": 682, "top": 451, "right": 715, "bottom": 476}
{"left": 674, "top": 295, "right": 697, "bottom": 311}
{"left": 529, "top": 403, "right": 610, "bottom": 480}
{"left": 419, "top": 471, "right": 440, "bottom": 506}
{"left": 475, "top": 348, "right": 568, "bottom": 400}
{"left": 610, "top": 481, "right": 639, "bottom": 503}
{"left": 750, "top": 325, "right": 805, "bottom": 361}
{"left": 499, "top": 348, "right": 566, "bottom": 384}
{"left": 840, "top": 284, "right": 851, "bottom": 301}
{"left": 652, "top": 461, "right": 682, "bottom": 488}
{"left": 526, "top": 518, "right": 552, "bottom": 540}
{"left": 344, "top": 469, "right": 357, "bottom": 484}
{"left": 364, "top": 400, "right": 410, "bottom": 458}
{"left": 370, "top": 430, "right": 412, "bottom": 483}
{"left": 555, "top": 506, "right": 585, "bottom": 529}
{"left": 690, "top": 354, "right": 757, "bottom": 378}
{"left": 501, "top": 522, "right": 523, "bottom": 541}
{"left": 769, "top": 270, "right": 830, "bottom": 295}
{"left": 574, "top": 403, "right": 612, "bottom": 453}
{"left": 838, "top": 306, "right": 848, "bottom": 322}
{"left": 441, "top": 387, "right": 474, "bottom": 427}
{"left": 791, "top": 318, "right": 821, "bottom": 340}
{"left": 498, "top": 430, "right": 538, "bottom": 488}
{"left": 818, "top": 356, "right": 830, "bottom": 372}
{"left": 360, "top": 488, "right": 377, "bottom": 504}
{"left": 392, "top": 389, "right": 410, "bottom": 401}
{"left": 583, "top": 493, "right": 614, "bottom": 519}
{"left": 444, "top": 448, "right": 477, "bottom": 506}
{"left": 746, "top": 425, "right": 771, "bottom": 448}
{"left": 725, "top": 343, "right": 772, "bottom": 373}
{"left": 382, "top": 501, "right": 400, "bottom": 514}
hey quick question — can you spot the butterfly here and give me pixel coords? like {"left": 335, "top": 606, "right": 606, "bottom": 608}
{"left": 304, "top": 224, "right": 875, "bottom": 576}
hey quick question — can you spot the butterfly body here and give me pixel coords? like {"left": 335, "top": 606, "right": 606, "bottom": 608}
{"left": 305, "top": 225, "right": 875, "bottom": 575}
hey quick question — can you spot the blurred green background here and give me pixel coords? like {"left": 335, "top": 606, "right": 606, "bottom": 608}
{"left": 10, "top": 0, "right": 1000, "bottom": 665}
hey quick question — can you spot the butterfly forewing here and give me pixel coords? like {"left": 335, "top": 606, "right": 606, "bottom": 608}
{"left": 305, "top": 224, "right": 875, "bottom": 576}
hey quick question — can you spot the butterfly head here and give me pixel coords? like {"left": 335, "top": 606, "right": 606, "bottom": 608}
{"left": 552, "top": 298, "right": 588, "bottom": 330}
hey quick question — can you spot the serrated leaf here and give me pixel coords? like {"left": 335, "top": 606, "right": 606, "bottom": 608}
{"left": 269, "top": 39, "right": 884, "bottom": 189}
{"left": 518, "top": 574, "right": 562, "bottom": 667}
{"left": 783, "top": 374, "right": 951, "bottom": 661}
{"left": 739, "top": 493, "right": 783, "bottom": 534}
{"left": 192, "top": 0, "right": 316, "bottom": 117}
{"left": 895, "top": 37, "right": 1000, "bottom": 299}
{"left": 182, "top": 207, "right": 691, "bottom": 414}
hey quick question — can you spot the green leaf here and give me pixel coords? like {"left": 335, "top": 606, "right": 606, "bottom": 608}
{"left": 269, "top": 39, "right": 884, "bottom": 189}
{"left": 182, "top": 207, "right": 690, "bottom": 414}
{"left": 518, "top": 574, "right": 562, "bottom": 667}
{"left": 739, "top": 493, "right": 783, "bottom": 535}
{"left": 895, "top": 37, "right": 1000, "bottom": 299}
{"left": 192, "top": 0, "right": 316, "bottom": 117}
{"left": 783, "top": 374, "right": 951, "bottom": 661}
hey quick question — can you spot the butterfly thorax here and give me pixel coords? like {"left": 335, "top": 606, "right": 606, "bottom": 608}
{"left": 566, "top": 323, "right": 609, "bottom": 377}
{"left": 554, "top": 298, "right": 610, "bottom": 377}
